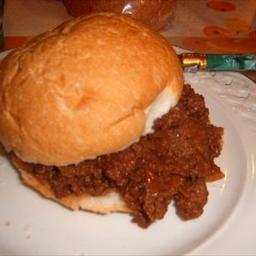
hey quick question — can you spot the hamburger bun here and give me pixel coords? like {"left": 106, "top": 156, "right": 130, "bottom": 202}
{"left": 0, "top": 13, "right": 183, "bottom": 166}
{"left": 12, "top": 155, "right": 130, "bottom": 214}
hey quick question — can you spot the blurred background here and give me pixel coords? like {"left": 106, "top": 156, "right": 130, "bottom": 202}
{"left": 2, "top": 0, "right": 255, "bottom": 54}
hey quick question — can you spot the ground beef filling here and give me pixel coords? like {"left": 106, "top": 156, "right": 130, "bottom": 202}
{"left": 14, "top": 85, "right": 224, "bottom": 227}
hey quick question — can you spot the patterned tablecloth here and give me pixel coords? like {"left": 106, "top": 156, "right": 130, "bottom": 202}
{"left": 163, "top": 0, "right": 256, "bottom": 53}
{"left": 2, "top": 0, "right": 256, "bottom": 54}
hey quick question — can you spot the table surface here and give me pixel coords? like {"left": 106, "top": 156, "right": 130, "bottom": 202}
{"left": 1, "top": 0, "right": 256, "bottom": 81}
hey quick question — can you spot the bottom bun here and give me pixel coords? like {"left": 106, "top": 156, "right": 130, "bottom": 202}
{"left": 11, "top": 157, "right": 130, "bottom": 214}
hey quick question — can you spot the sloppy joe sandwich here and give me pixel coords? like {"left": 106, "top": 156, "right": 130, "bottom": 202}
{"left": 0, "top": 13, "right": 224, "bottom": 227}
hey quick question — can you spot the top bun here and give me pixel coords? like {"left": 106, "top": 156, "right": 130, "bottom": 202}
{"left": 0, "top": 13, "right": 183, "bottom": 166}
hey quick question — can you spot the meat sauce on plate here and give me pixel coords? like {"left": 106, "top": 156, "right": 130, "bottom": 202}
{"left": 13, "top": 85, "right": 224, "bottom": 228}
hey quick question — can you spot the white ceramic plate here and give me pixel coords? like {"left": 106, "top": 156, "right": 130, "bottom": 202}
{"left": 0, "top": 51, "right": 256, "bottom": 255}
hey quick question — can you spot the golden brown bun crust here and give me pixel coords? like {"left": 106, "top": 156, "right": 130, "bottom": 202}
{"left": 11, "top": 155, "right": 130, "bottom": 214}
{"left": 0, "top": 13, "right": 183, "bottom": 166}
